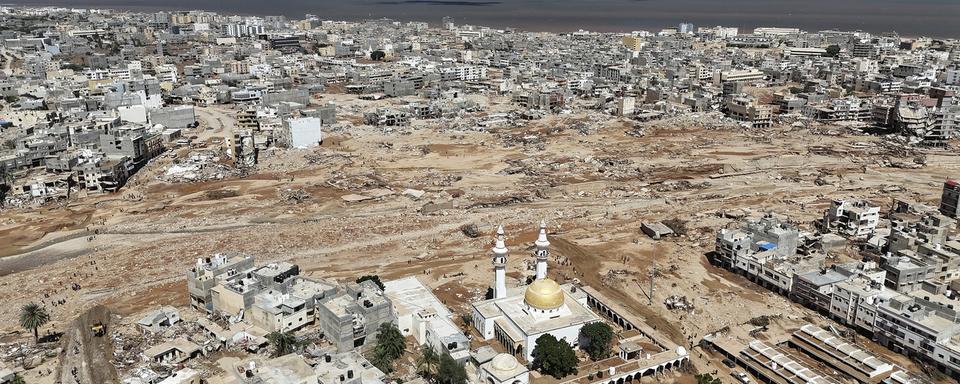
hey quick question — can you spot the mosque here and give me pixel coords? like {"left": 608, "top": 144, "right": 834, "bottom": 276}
{"left": 471, "top": 221, "right": 601, "bottom": 362}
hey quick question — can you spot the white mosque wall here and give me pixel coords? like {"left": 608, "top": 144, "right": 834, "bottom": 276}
{"left": 524, "top": 324, "right": 584, "bottom": 361}
{"left": 474, "top": 307, "right": 496, "bottom": 340}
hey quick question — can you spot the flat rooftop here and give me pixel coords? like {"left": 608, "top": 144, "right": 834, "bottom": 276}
{"left": 794, "top": 324, "right": 894, "bottom": 377}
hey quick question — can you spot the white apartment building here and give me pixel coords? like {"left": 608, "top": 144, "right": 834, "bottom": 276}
{"left": 874, "top": 292, "right": 960, "bottom": 377}
{"left": 753, "top": 27, "right": 801, "bottom": 36}
{"left": 946, "top": 66, "right": 960, "bottom": 86}
{"left": 155, "top": 64, "right": 178, "bottom": 83}
{"left": 439, "top": 65, "right": 487, "bottom": 81}
{"left": 823, "top": 199, "right": 881, "bottom": 238}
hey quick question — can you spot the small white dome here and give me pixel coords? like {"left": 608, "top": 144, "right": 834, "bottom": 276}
{"left": 490, "top": 353, "right": 519, "bottom": 372}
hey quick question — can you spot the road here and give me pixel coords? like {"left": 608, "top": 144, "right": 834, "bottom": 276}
{"left": 1, "top": 49, "right": 16, "bottom": 76}
{"left": 194, "top": 105, "right": 238, "bottom": 144}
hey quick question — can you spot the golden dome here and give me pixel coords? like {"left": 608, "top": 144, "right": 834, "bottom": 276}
{"left": 524, "top": 278, "right": 564, "bottom": 310}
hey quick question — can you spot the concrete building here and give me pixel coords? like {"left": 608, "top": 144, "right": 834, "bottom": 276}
{"left": 882, "top": 254, "right": 931, "bottom": 293}
{"left": 715, "top": 69, "right": 765, "bottom": 84}
{"left": 715, "top": 212, "right": 800, "bottom": 270}
{"left": 792, "top": 267, "right": 856, "bottom": 315}
{"left": 383, "top": 276, "right": 470, "bottom": 362}
{"left": 828, "top": 275, "right": 898, "bottom": 333}
{"left": 149, "top": 105, "right": 197, "bottom": 129}
{"left": 724, "top": 95, "right": 772, "bottom": 128}
{"left": 248, "top": 276, "right": 337, "bottom": 333}
{"left": 641, "top": 222, "right": 673, "bottom": 240}
{"left": 314, "top": 349, "right": 386, "bottom": 384}
{"left": 364, "top": 108, "right": 409, "bottom": 127}
{"left": 186, "top": 253, "right": 256, "bottom": 313}
{"left": 822, "top": 199, "right": 881, "bottom": 238}
{"left": 143, "top": 338, "right": 202, "bottom": 364}
{"left": 279, "top": 117, "right": 323, "bottom": 148}
{"left": 137, "top": 306, "right": 181, "bottom": 333}
{"left": 249, "top": 353, "right": 318, "bottom": 384}
{"left": 874, "top": 291, "right": 960, "bottom": 378}
{"left": 315, "top": 280, "right": 394, "bottom": 352}
{"left": 622, "top": 35, "right": 644, "bottom": 51}
{"left": 805, "top": 98, "right": 873, "bottom": 122}
{"left": 940, "top": 179, "right": 960, "bottom": 219}
{"left": 753, "top": 27, "right": 801, "bottom": 36}
{"left": 617, "top": 96, "right": 636, "bottom": 117}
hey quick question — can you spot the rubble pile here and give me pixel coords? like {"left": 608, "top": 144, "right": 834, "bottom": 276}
{"left": 161, "top": 151, "right": 238, "bottom": 183}
{"left": 0, "top": 341, "right": 60, "bottom": 373}
{"left": 664, "top": 295, "right": 694, "bottom": 311}
{"left": 460, "top": 223, "right": 481, "bottom": 238}
{"left": 466, "top": 194, "right": 532, "bottom": 209}
{"left": 496, "top": 131, "right": 547, "bottom": 149}
{"left": 415, "top": 172, "right": 463, "bottom": 187}
{"left": 600, "top": 269, "right": 635, "bottom": 287}
{"left": 326, "top": 172, "right": 389, "bottom": 191}
{"left": 256, "top": 149, "right": 355, "bottom": 171}
{"left": 279, "top": 188, "right": 312, "bottom": 204}
{"left": 652, "top": 180, "right": 711, "bottom": 192}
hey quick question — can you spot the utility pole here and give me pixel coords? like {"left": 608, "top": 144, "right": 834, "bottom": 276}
{"left": 648, "top": 261, "right": 656, "bottom": 306}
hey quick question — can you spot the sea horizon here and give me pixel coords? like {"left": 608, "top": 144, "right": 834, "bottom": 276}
{"left": 3, "top": 0, "right": 960, "bottom": 38}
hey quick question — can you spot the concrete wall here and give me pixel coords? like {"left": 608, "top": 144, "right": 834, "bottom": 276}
{"left": 150, "top": 106, "right": 197, "bottom": 129}
{"left": 286, "top": 117, "right": 323, "bottom": 148}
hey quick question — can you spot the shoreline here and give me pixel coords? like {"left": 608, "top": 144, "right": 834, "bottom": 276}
{"left": 0, "top": 2, "right": 953, "bottom": 38}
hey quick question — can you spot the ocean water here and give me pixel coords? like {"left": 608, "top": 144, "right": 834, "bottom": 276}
{"left": 6, "top": 0, "right": 960, "bottom": 37}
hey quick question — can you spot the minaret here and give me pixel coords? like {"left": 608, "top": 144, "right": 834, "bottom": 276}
{"left": 492, "top": 225, "right": 508, "bottom": 299}
{"left": 534, "top": 220, "right": 550, "bottom": 280}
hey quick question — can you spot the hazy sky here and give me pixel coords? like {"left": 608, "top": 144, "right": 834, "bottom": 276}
{"left": 7, "top": 0, "right": 960, "bottom": 37}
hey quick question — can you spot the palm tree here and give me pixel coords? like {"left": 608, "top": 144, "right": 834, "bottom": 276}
{"left": 265, "top": 331, "right": 298, "bottom": 357}
{"left": 375, "top": 322, "right": 405, "bottom": 360}
{"left": 370, "top": 348, "right": 394, "bottom": 373}
{"left": 416, "top": 347, "right": 440, "bottom": 379}
{"left": 19, "top": 302, "right": 50, "bottom": 343}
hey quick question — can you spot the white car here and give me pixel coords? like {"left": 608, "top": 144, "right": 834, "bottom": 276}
{"left": 732, "top": 372, "right": 751, "bottom": 384}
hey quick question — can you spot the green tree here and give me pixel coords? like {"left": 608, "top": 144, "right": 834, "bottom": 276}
{"left": 579, "top": 322, "right": 614, "bottom": 361}
{"left": 375, "top": 322, "right": 406, "bottom": 360}
{"left": 265, "top": 330, "right": 299, "bottom": 357}
{"left": 824, "top": 45, "right": 841, "bottom": 57}
{"left": 416, "top": 347, "right": 440, "bottom": 380}
{"left": 4, "top": 95, "right": 18, "bottom": 103}
{"left": 531, "top": 334, "right": 578, "bottom": 379}
{"left": 371, "top": 349, "right": 394, "bottom": 373}
{"left": 696, "top": 373, "right": 721, "bottom": 384}
{"left": 436, "top": 353, "right": 468, "bottom": 384}
{"left": 370, "top": 50, "right": 386, "bottom": 61}
{"left": 10, "top": 374, "right": 25, "bottom": 384}
{"left": 20, "top": 303, "right": 50, "bottom": 343}
{"left": 356, "top": 275, "right": 385, "bottom": 290}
